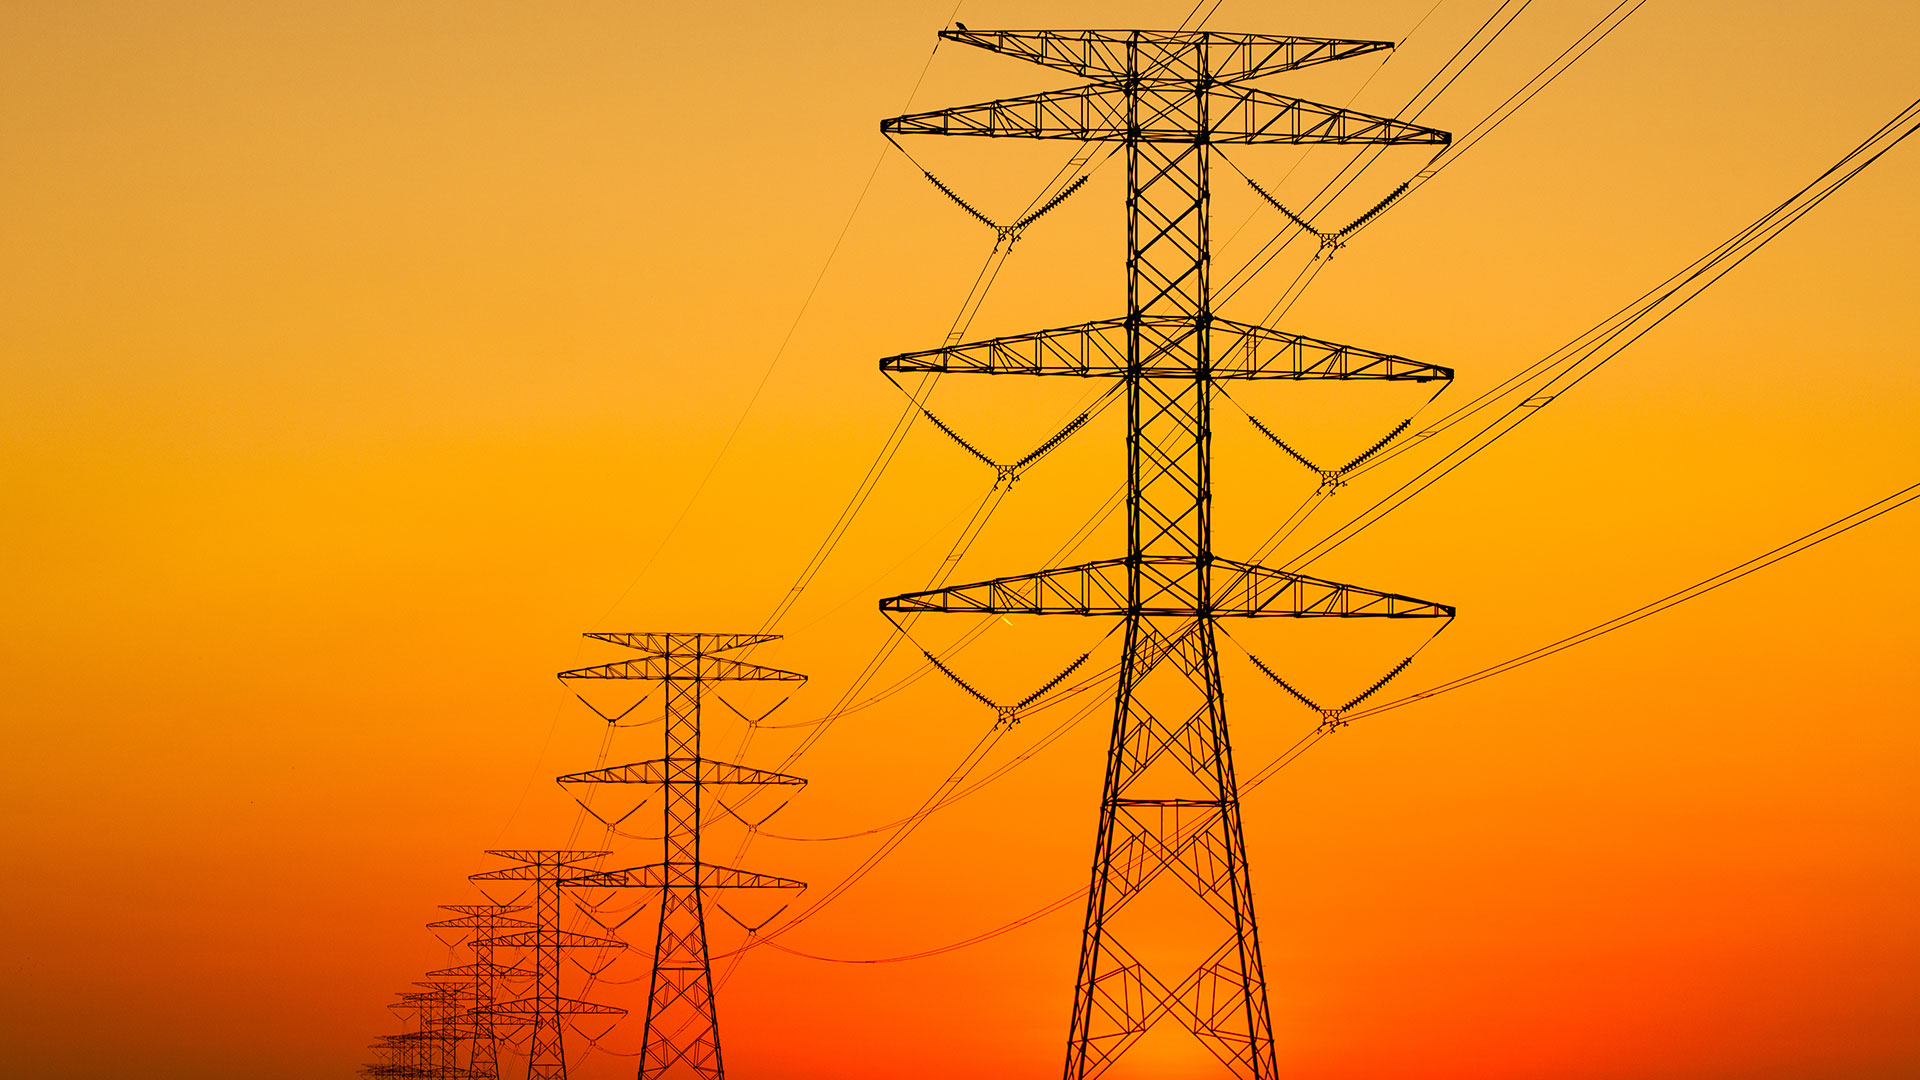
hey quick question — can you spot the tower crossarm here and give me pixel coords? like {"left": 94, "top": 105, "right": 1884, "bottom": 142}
{"left": 479, "top": 996, "right": 626, "bottom": 1019}
{"left": 472, "top": 850, "right": 610, "bottom": 880}
{"left": 438, "top": 903, "right": 528, "bottom": 916}
{"left": 427, "top": 962, "right": 525, "bottom": 979}
{"left": 556, "top": 757, "right": 806, "bottom": 788}
{"left": 558, "top": 652, "right": 805, "bottom": 683}
{"left": 883, "top": 82, "right": 1446, "bottom": 145}
{"left": 428, "top": 913, "right": 536, "bottom": 932}
{"left": 882, "top": 315, "right": 1450, "bottom": 381}
{"left": 1209, "top": 318, "right": 1451, "bottom": 380}
{"left": 563, "top": 862, "right": 806, "bottom": 892}
{"left": 940, "top": 28, "right": 1392, "bottom": 83}
{"left": 582, "top": 631, "right": 779, "bottom": 655}
{"left": 880, "top": 556, "right": 1452, "bottom": 618}
{"left": 478, "top": 929, "right": 626, "bottom": 951}
{"left": 1214, "top": 558, "right": 1455, "bottom": 616}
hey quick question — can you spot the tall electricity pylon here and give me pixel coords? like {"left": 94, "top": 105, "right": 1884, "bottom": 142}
{"left": 428, "top": 903, "right": 533, "bottom": 1080}
{"left": 878, "top": 29, "right": 1456, "bottom": 1079}
{"left": 556, "top": 632, "right": 807, "bottom": 1080}
{"left": 474, "top": 851, "right": 626, "bottom": 1080}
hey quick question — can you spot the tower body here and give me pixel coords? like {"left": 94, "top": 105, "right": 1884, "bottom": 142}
{"left": 878, "top": 29, "right": 1454, "bottom": 1079}
{"left": 474, "top": 850, "right": 625, "bottom": 1080}
{"left": 558, "top": 633, "right": 807, "bottom": 1080}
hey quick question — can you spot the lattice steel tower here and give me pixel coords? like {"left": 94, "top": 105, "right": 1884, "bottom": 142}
{"left": 428, "top": 902, "right": 532, "bottom": 1080}
{"left": 556, "top": 633, "right": 807, "bottom": 1080}
{"left": 473, "top": 850, "right": 625, "bottom": 1080}
{"left": 878, "top": 29, "right": 1456, "bottom": 1079}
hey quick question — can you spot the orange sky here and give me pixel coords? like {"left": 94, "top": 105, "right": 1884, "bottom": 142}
{"left": 3, "top": 2, "right": 1918, "bottom": 1078}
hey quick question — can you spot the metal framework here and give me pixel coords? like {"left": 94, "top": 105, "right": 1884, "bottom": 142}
{"left": 385, "top": 984, "right": 461, "bottom": 1080}
{"left": 556, "top": 632, "right": 807, "bottom": 1080}
{"left": 428, "top": 903, "right": 533, "bottom": 1080}
{"left": 879, "top": 28, "right": 1456, "bottom": 1080}
{"left": 368, "top": 1027, "right": 435, "bottom": 1080}
{"left": 473, "top": 850, "right": 625, "bottom": 1080}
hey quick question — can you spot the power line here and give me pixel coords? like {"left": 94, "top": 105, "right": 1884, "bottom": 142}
{"left": 746, "top": 475, "right": 1920, "bottom": 966}
{"left": 594, "top": 4, "right": 963, "bottom": 629}
{"left": 1272, "top": 96, "right": 1920, "bottom": 573}
{"left": 1344, "top": 478, "right": 1920, "bottom": 722}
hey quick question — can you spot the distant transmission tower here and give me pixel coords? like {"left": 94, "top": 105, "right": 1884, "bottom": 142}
{"left": 878, "top": 29, "right": 1456, "bottom": 1079}
{"left": 388, "top": 985, "right": 459, "bottom": 1080}
{"left": 416, "top": 981, "right": 467, "bottom": 1080}
{"left": 428, "top": 902, "right": 533, "bottom": 1080}
{"left": 473, "top": 850, "right": 626, "bottom": 1080}
{"left": 556, "top": 632, "right": 808, "bottom": 1080}
{"left": 368, "top": 1028, "right": 428, "bottom": 1080}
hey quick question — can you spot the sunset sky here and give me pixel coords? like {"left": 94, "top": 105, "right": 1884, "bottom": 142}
{"left": 4, "top": 2, "right": 1917, "bottom": 1078}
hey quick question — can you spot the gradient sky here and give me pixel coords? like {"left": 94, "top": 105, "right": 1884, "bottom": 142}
{"left": 4, "top": 2, "right": 1917, "bottom": 1078}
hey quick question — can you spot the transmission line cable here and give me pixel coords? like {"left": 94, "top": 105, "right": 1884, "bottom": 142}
{"left": 747, "top": 474, "right": 1920, "bottom": 964}
{"left": 593, "top": 20, "right": 962, "bottom": 629}
{"left": 610, "top": 22, "right": 1916, "bottom": 979}
{"left": 1271, "top": 96, "right": 1920, "bottom": 572}
{"left": 1259, "top": 0, "right": 1644, "bottom": 318}
{"left": 1345, "top": 478, "right": 1920, "bottom": 722}
{"left": 513, "top": 4, "right": 967, "bottom": 848}
{"left": 1214, "top": 0, "right": 1538, "bottom": 307}
{"left": 1215, "top": 0, "right": 1647, "bottom": 321}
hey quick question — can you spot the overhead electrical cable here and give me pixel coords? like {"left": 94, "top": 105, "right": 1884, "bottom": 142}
{"left": 1271, "top": 96, "right": 1920, "bottom": 572}
{"left": 579, "top": 16, "right": 1917, "bottom": 981}
{"left": 1250, "top": 0, "right": 1646, "bottom": 320}
{"left": 738, "top": 475, "right": 1920, "bottom": 964}
{"left": 1215, "top": 0, "right": 1652, "bottom": 327}
{"left": 1343, "top": 478, "right": 1920, "bottom": 722}
{"left": 593, "top": 16, "right": 962, "bottom": 630}
{"left": 1213, "top": 0, "right": 1539, "bottom": 309}
{"left": 642, "top": 8, "right": 1248, "bottom": 974}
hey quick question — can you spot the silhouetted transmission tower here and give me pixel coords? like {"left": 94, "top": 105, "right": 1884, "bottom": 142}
{"left": 473, "top": 850, "right": 625, "bottom": 1080}
{"left": 428, "top": 902, "right": 533, "bottom": 1080}
{"left": 556, "top": 632, "right": 807, "bottom": 1080}
{"left": 387, "top": 984, "right": 460, "bottom": 1080}
{"left": 878, "top": 28, "right": 1456, "bottom": 1079}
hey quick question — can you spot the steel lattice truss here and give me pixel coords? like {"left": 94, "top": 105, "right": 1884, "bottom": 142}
{"left": 882, "top": 316, "right": 1450, "bottom": 380}
{"left": 556, "top": 633, "right": 807, "bottom": 1080}
{"left": 427, "top": 903, "right": 532, "bottom": 1080}
{"left": 387, "top": 985, "right": 462, "bottom": 1080}
{"left": 878, "top": 28, "right": 1456, "bottom": 1080}
{"left": 472, "top": 851, "right": 625, "bottom": 1080}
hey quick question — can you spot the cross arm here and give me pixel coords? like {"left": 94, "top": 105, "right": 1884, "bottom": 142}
{"left": 562, "top": 862, "right": 807, "bottom": 891}
{"left": 427, "top": 913, "right": 535, "bottom": 931}
{"left": 426, "top": 961, "right": 525, "bottom": 978}
{"left": 480, "top": 996, "right": 625, "bottom": 1018}
{"left": 555, "top": 757, "right": 806, "bottom": 788}
{"left": 942, "top": 28, "right": 1392, "bottom": 83}
{"left": 558, "top": 653, "right": 805, "bottom": 683}
{"left": 438, "top": 903, "right": 528, "bottom": 916}
{"left": 476, "top": 849, "right": 608, "bottom": 874}
{"left": 478, "top": 928, "right": 626, "bottom": 950}
{"left": 879, "top": 557, "right": 1452, "bottom": 617}
{"left": 883, "top": 83, "right": 1446, "bottom": 145}
{"left": 583, "top": 631, "right": 778, "bottom": 655}
{"left": 881, "top": 315, "right": 1450, "bottom": 380}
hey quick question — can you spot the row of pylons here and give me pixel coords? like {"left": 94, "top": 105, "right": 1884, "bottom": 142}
{"left": 364, "top": 633, "right": 807, "bottom": 1080}
{"left": 368, "top": 20, "right": 1469, "bottom": 1080}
